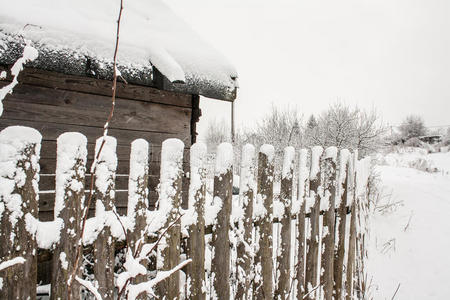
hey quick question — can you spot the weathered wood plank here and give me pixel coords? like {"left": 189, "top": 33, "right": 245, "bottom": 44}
{"left": 0, "top": 118, "right": 191, "bottom": 147}
{"left": 50, "top": 133, "right": 86, "bottom": 299}
{"left": 235, "top": 144, "right": 256, "bottom": 300}
{"left": 346, "top": 153, "right": 357, "bottom": 300}
{"left": 320, "top": 147, "right": 337, "bottom": 300}
{"left": 38, "top": 158, "right": 189, "bottom": 176}
{"left": 253, "top": 145, "right": 275, "bottom": 300}
{"left": 334, "top": 150, "right": 350, "bottom": 299}
{"left": 92, "top": 137, "right": 117, "bottom": 300}
{"left": 1, "top": 91, "right": 191, "bottom": 135}
{"left": 296, "top": 149, "right": 309, "bottom": 299}
{"left": 211, "top": 143, "right": 233, "bottom": 300}
{"left": 0, "top": 66, "right": 193, "bottom": 108}
{"left": 275, "top": 146, "right": 295, "bottom": 300}
{"left": 305, "top": 146, "right": 323, "bottom": 299}
{"left": 38, "top": 140, "right": 190, "bottom": 165}
{"left": 156, "top": 139, "right": 184, "bottom": 300}
{"left": 0, "top": 126, "right": 40, "bottom": 300}
{"left": 127, "top": 139, "right": 150, "bottom": 296}
{"left": 127, "top": 139, "right": 150, "bottom": 249}
{"left": 186, "top": 143, "right": 207, "bottom": 300}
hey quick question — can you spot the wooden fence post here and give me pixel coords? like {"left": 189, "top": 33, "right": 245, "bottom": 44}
{"left": 127, "top": 138, "right": 149, "bottom": 292}
{"left": 295, "top": 148, "right": 309, "bottom": 299}
{"left": 253, "top": 144, "right": 275, "bottom": 300}
{"left": 333, "top": 149, "right": 350, "bottom": 299}
{"left": 320, "top": 147, "right": 337, "bottom": 300}
{"left": 0, "top": 126, "right": 41, "bottom": 299}
{"left": 305, "top": 146, "right": 323, "bottom": 299}
{"left": 345, "top": 151, "right": 357, "bottom": 300}
{"left": 211, "top": 143, "right": 233, "bottom": 300}
{"left": 275, "top": 146, "right": 295, "bottom": 299}
{"left": 235, "top": 144, "right": 256, "bottom": 300}
{"left": 51, "top": 132, "right": 87, "bottom": 299}
{"left": 157, "top": 138, "right": 184, "bottom": 299}
{"left": 186, "top": 142, "right": 207, "bottom": 300}
{"left": 93, "top": 136, "right": 117, "bottom": 300}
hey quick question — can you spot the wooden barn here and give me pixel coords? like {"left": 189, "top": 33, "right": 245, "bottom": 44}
{"left": 0, "top": 1, "right": 237, "bottom": 221}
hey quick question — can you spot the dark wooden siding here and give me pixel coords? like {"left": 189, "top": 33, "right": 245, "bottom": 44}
{"left": 0, "top": 67, "right": 196, "bottom": 221}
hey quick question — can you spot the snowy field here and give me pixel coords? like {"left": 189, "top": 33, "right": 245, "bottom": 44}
{"left": 368, "top": 148, "right": 450, "bottom": 299}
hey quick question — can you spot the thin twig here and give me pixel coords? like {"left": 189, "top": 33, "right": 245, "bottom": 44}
{"left": 391, "top": 283, "right": 401, "bottom": 300}
{"left": 113, "top": 207, "right": 130, "bottom": 249}
{"left": 403, "top": 211, "right": 413, "bottom": 232}
{"left": 67, "top": 0, "right": 124, "bottom": 298}
{"left": 303, "top": 284, "right": 320, "bottom": 299}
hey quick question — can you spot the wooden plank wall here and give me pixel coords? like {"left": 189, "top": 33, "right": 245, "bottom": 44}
{"left": 0, "top": 67, "right": 195, "bottom": 221}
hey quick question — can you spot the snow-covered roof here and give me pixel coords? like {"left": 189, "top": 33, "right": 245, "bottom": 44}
{"left": 0, "top": 0, "right": 238, "bottom": 101}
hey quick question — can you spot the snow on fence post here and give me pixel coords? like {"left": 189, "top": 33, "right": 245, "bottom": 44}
{"left": 333, "top": 149, "right": 350, "bottom": 299}
{"left": 156, "top": 138, "right": 184, "bottom": 300}
{"left": 235, "top": 144, "right": 256, "bottom": 300}
{"left": 186, "top": 142, "right": 207, "bottom": 300}
{"left": 253, "top": 144, "right": 275, "bottom": 300}
{"left": 304, "top": 146, "right": 323, "bottom": 299}
{"left": 211, "top": 142, "right": 233, "bottom": 300}
{"left": 345, "top": 151, "right": 357, "bottom": 300}
{"left": 0, "top": 126, "right": 41, "bottom": 299}
{"left": 93, "top": 136, "right": 117, "bottom": 300}
{"left": 295, "top": 148, "right": 309, "bottom": 299}
{"left": 51, "top": 132, "right": 87, "bottom": 299}
{"left": 275, "top": 146, "right": 295, "bottom": 299}
{"left": 127, "top": 139, "right": 149, "bottom": 248}
{"left": 320, "top": 147, "right": 338, "bottom": 300}
{"left": 127, "top": 138, "right": 149, "bottom": 290}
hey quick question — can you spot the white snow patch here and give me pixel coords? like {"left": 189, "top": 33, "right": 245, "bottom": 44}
{"left": 310, "top": 146, "right": 323, "bottom": 180}
{"left": 215, "top": 142, "right": 233, "bottom": 175}
{"left": 260, "top": 144, "right": 275, "bottom": 163}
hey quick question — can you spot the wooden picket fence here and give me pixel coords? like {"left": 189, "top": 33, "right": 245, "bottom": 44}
{"left": 0, "top": 125, "right": 370, "bottom": 300}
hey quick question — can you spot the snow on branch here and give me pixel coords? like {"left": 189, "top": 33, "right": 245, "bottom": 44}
{"left": 0, "top": 257, "right": 25, "bottom": 272}
{"left": 75, "top": 276, "right": 103, "bottom": 300}
{"left": 126, "top": 259, "right": 192, "bottom": 300}
{"left": 0, "top": 39, "right": 38, "bottom": 116}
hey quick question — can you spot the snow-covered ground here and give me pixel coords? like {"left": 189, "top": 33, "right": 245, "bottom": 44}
{"left": 368, "top": 148, "right": 450, "bottom": 299}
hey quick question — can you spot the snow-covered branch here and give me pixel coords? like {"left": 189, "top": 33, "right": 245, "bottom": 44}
{"left": 0, "top": 39, "right": 38, "bottom": 116}
{"left": 0, "top": 257, "right": 25, "bottom": 272}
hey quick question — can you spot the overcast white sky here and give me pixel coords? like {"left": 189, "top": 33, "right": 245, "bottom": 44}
{"left": 164, "top": 0, "right": 450, "bottom": 138}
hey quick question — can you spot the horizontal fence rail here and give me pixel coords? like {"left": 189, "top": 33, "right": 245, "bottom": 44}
{"left": 0, "top": 126, "right": 371, "bottom": 299}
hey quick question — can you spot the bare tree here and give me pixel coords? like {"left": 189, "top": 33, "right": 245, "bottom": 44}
{"left": 399, "top": 115, "right": 427, "bottom": 140}
{"left": 305, "top": 102, "right": 384, "bottom": 156}
{"left": 244, "top": 105, "right": 303, "bottom": 150}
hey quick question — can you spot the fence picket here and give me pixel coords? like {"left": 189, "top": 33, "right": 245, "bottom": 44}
{"left": 275, "top": 146, "right": 295, "bottom": 299}
{"left": 211, "top": 143, "right": 233, "bottom": 299}
{"left": 156, "top": 138, "right": 184, "bottom": 299}
{"left": 345, "top": 152, "right": 357, "bottom": 300}
{"left": 305, "top": 146, "right": 323, "bottom": 299}
{"left": 235, "top": 144, "right": 256, "bottom": 300}
{"left": 295, "top": 148, "right": 309, "bottom": 299}
{"left": 0, "top": 126, "right": 41, "bottom": 299}
{"left": 127, "top": 138, "right": 149, "bottom": 293}
{"left": 51, "top": 132, "right": 87, "bottom": 299}
{"left": 253, "top": 144, "right": 275, "bottom": 300}
{"left": 186, "top": 142, "right": 207, "bottom": 300}
{"left": 93, "top": 136, "right": 117, "bottom": 300}
{"left": 334, "top": 149, "right": 350, "bottom": 299}
{"left": 320, "top": 147, "right": 337, "bottom": 300}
